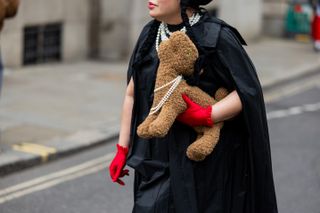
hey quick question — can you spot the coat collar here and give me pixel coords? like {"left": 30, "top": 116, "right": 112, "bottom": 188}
{"left": 192, "top": 11, "right": 247, "bottom": 48}
{"left": 192, "top": 11, "right": 221, "bottom": 49}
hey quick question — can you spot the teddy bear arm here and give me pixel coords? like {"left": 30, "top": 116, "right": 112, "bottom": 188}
{"left": 185, "top": 86, "right": 217, "bottom": 107}
{"left": 137, "top": 114, "right": 157, "bottom": 139}
{"left": 148, "top": 104, "right": 180, "bottom": 138}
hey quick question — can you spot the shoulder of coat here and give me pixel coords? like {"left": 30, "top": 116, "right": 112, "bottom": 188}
{"left": 193, "top": 15, "right": 222, "bottom": 48}
{"left": 210, "top": 17, "right": 247, "bottom": 46}
{"left": 138, "top": 20, "right": 154, "bottom": 40}
{"left": 193, "top": 14, "right": 245, "bottom": 48}
{"left": 132, "top": 20, "right": 155, "bottom": 52}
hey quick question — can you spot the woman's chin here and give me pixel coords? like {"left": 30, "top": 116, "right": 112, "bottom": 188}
{"left": 149, "top": 11, "right": 157, "bottom": 18}
{"left": 149, "top": 10, "right": 163, "bottom": 20}
{"left": 149, "top": 15, "right": 164, "bottom": 22}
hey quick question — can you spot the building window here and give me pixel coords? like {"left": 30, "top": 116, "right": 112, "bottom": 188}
{"left": 23, "top": 23, "right": 62, "bottom": 65}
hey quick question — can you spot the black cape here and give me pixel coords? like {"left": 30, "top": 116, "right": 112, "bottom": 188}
{"left": 125, "top": 11, "right": 278, "bottom": 213}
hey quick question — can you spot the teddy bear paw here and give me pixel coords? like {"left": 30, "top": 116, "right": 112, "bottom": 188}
{"left": 137, "top": 126, "right": 152, "bottom": 139}
{"left": 186, "top": 146, "right": 207, "bottom": 162}
{"left": 148, "top": 123, "right": 168, "bottom": 138}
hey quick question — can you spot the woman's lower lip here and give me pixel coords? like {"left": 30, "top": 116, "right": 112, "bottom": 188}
{"left": 148, "top": 4, "right": 156, "bottom": 9}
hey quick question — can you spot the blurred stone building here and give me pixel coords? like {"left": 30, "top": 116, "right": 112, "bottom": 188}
{"left": 1, "top": 0, "right": 282, "bottom": 68}
{"left": 263, "top": 0, "right": 290, "bottom": 37}
{"left": 1, "top": 0, "right": 90, "bottom": 67}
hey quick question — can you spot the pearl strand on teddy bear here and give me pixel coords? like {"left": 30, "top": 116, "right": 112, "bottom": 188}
{"left": 149, "top": 75, "right": 183, "bottom": 115}
{"left": 154, "top": 76, "right": 183, "bottom": 92}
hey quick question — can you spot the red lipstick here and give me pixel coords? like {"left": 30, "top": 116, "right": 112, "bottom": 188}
{"left": 148, "top": 2, "right": 156, "bottom": 9}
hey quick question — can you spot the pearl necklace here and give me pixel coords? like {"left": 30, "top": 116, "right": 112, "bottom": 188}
{"left": 149, "top": 75, "right": 183, "bottom": 115}
{"left": 155, "top": 12, "right": 201, "bottom": 52}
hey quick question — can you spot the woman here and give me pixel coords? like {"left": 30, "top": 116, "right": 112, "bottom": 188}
{"left": 109, "top": 0, "right": 278, "bottom": 212}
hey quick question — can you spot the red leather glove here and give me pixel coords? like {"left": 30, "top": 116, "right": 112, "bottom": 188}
{"left": 177, "top": 94, "right": 214, "bottom": 127}
{"left": 109, "top": 144, "right": 129, "bottom": 186}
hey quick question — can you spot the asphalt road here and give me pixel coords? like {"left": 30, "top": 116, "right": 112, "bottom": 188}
{"left": 266, "top": 86, "right": 320, "bottom": 213}
{"left": 0, "top": 85, "right": 319, "bottom": 213}
{"left": 0, "top": 139, "right": 135, "bottom": 213}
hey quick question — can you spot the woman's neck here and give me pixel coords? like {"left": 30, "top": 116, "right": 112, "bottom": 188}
{"left": 167, "top": 22, "right": 185, "bottom": 32}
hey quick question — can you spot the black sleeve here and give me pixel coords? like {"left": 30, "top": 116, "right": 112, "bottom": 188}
{"left": 126, "top": 39, "right": 141, "bottom": 85}
{"left": 206, "top": 51, "right": 237, "bottom": 92}
{"left": 126, "top": 21, "right": 153, "bottom": 85}
{"left": 215, "top": 26, "right": 279, "bottom": 213}
{"left": 216, "top": 26, "right": 263, "bottom": 95}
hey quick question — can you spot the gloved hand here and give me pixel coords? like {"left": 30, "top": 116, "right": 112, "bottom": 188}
{"left": 109, "top": 144, "right": 129, "bottom": 186}
{"left": 177, "top": 94, "right": 214, "bottom": 127}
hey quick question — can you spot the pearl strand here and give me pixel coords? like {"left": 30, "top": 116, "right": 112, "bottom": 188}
{"left": 154, "top": 75, "right": 182, "bottom": 93}
{"left": 155, "top": 12, "right": 201, "bottom": 52}
{"left": 149, "top": 75, "right": 183, "bottom": 115}
{"left": 163, "top": 12, "right": 200, "bottom": 36}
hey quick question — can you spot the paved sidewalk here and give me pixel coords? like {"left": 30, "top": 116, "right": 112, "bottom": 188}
{"left": 245, "top": 37, "right": 320, "bottom": 88}
{"left": 0, "top": 37, "right": 319, "bottom": 176}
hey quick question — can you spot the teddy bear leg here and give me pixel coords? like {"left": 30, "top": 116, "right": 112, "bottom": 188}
{"left": 184, "top": 86, "right": 215, "bottom": 106}
{"left": 137, "top": 114, "right": 157, "bottom": 139}
{"left": 186, "top": 123, "right": 223, "bottom": 161}
{"left": 148, "top": 105, "right": 179, "bottom": 138}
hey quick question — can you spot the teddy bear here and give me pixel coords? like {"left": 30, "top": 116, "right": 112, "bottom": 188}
{"left": 137, "top": 31, "right": 228, "bottom": 161}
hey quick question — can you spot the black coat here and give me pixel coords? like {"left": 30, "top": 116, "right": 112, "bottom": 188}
{"left": 125, "top": 11, "right": 278, "bottom": 213}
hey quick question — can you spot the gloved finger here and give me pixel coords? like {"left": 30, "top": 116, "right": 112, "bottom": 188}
{"left": 116, "top": 178, "right": 125, "bottom": 186}
{"left": 119, "top": 169, "right": 129, "bottom": 178}
{"left": 181, "top": 94, "right": 196, "bottom": 107}
{"left": 111, "top": 176, "right": 125, "bottom": 185}
{"left": 118, "top": 169, "right": 129, "bottom": 178}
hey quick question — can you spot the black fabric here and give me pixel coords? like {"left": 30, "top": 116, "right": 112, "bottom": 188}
{"left": 181, "top": 0, "right": 213, "bottom": 7}
{"left": 126, "top": 11, "right": 278, "bottom": 213}
{"left": 167, "top": 22, "right": 185, "bottom": 32}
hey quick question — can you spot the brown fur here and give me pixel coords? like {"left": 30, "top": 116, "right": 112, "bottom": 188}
{"left": 0, "top": 0, "right": 6, "bottom": 29}
{"left": 5, "top": 0, "right": 20, "bottom": 18}
{"left": 0, "top": 0, "right": 19, "bottom": 30}
{"left": 137, "top": 31, "right": 228, "bottom": 161}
